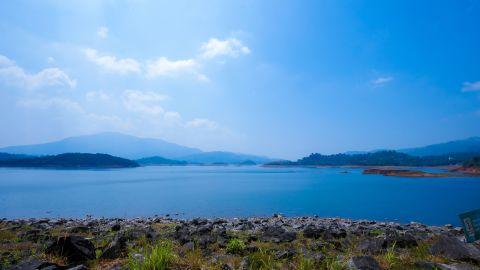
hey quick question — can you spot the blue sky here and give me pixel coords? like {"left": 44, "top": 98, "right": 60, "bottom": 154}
{"left": 0, "top": 0, "right": 479, "bottom": 159}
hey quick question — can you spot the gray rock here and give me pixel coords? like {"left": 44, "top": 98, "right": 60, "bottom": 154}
{"left": 303, "top": 224, "right": 324, "bottom": 239}
{"left": 45, "top": 235, "right": 95, "bottom": 263}
{"left": 261, "top": 225, "right": 296, "bottom": 242}
{"left": 348, "top": 256, "right": 382, "bottom": 270}
{"left": 274, "top": 249, "right": 296, "bottom": 259}
{"left": 66, "top": 266, "right": 87, "bottom": 270}
{"left": 357, "top": 239, "right": 384, "bottom": 255}
{"left": 429, "top": 236, "right": 480, "bottom": 263}
{"left": 6, "top": 259, "right": 63, "bottom": 270}
{"left": 383, "top": 230, "right": 417, "bottom": 248}
{"left": 100, "top": 234, "right": 127, "bottom": 259}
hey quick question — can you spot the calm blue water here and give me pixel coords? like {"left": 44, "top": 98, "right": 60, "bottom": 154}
{"left": 0, "top": 166, "right": 479, "bottom": 226}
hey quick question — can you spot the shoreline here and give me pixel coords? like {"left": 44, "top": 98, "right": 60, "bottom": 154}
{"left": 2, "top": 215, "right": 480, "bottom": 269}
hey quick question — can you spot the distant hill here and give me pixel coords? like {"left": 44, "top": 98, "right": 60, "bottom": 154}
{"left": 268, "top": 150, "right": 479, "bottom": 167}
{"left": 0, "top": 132, "right": 201, "bottom": 159}
{"left": 136, "top": 156, "right": 187, "bottom": 166}
{"left": 179, "top": 151, "right": 272, "bottom": 164}
{"left": 398, "top": 137, "right": 480, "bottom": 156}
{"left": 0, "top": 153, "right": 139, "bottom": 168}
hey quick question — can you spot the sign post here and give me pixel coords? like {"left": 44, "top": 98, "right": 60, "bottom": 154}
{"left": 459, "top": 209, "right": 480, "bottom": 243}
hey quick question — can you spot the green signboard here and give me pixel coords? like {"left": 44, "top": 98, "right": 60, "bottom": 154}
{"left": 459, "top": 209, "right": 480, "bottom": 243}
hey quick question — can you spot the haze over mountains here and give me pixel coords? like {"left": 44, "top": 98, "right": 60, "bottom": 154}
{"left": 0, "top": 133, "right": 479, "bottom": 166}
{"left": 0, "top": 132, "right": 273, "bottom": 164}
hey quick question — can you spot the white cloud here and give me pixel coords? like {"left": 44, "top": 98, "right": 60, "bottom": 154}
{"left": 186, "top": 118, "right": 219, "bottom": 129}
{"left": 86, "top": 91, "right": 110, "bottom": 101}
{"left": 200, "top": 38, "right": 250, "bottom": 59}
{"left": 122, "top": 89, "right": 168, "bottom": 115}
{"left": 145, "top": 57, "right": 207, "bottom": 81}
{"left": 84, "top": 48, "right": 141, "bottom": 74}
{"left": 462, "top": 81, "right": 480, "bottom": 92}
{"left": 97, "top": 26, "right": 109, "bottom": 39}
{"left": 372, "top": 76, "right": 393, "bottom": 86}
{"left": 0, "top": 54, "right": 76, "bottom": 89}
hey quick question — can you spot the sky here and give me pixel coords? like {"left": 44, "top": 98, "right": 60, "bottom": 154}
{"left": 0, "top": 0, "right": 479, "bottom": 159}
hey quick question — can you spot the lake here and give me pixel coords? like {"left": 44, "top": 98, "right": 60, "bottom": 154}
{"left": 0, "top": 166, "right": 479, "bottom": 226}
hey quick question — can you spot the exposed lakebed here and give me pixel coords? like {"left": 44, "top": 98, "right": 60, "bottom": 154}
{"left": 0, "top": 166, "right": 479, "bottom": 225}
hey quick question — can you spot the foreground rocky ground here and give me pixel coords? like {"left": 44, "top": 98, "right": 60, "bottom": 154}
{"left": 1, "top": 216, "right": 479, "bottom": 270}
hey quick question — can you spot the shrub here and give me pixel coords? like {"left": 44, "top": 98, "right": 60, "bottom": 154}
{"left": 226, "top": 238, "right": 246, "bottom": 254}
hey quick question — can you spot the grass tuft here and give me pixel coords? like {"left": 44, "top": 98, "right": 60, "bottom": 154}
{"left": 127, "top": 242, "right": 176, "bottom": 270}
{"left": 226, "top": 238, "right": 246, "bottom": 255}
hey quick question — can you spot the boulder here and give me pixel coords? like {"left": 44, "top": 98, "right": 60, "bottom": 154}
{"left": 383, "top": 231, "right": 417, "bottom": 248}
{"left": 429, "top": 236, "right": 480, "bottom": 263}
{"left": 65, "top": 266, "right": 87, "bottom": 270}
{"left": 303, "top": 224, "right": 324, "bottom": 239}
{"left": 45, "top": 235, "right": 95, "bottom": 263}
{"left": 261, "top": 225, "right": 296, "bottom": 242}
{"left": 6, "top": 259, "right": 63, "bottom": 270}
{"left": 356, "top": 239, "right": 384, "bottom": 255}
{"left": 348, "top": 256, "right": 383, "bottom": 270}
{"left": 100, "top": 234, "right": 127, "bottom": 259}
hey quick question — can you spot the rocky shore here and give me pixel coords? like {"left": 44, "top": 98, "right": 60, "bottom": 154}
{"left": 1, "top": 216, "right": 479, "bottom": 270}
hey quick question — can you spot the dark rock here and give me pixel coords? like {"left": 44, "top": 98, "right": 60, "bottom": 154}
{"left": 100, "top": 234, "right": 127, "bottom": 259}
{"left": 245, "top": 245, "right": 259, "bottom": 253}
{"left": 191, "top": 218, "right": 208, "bottom": 226}
{"left": 262, "top": 225, "right": 296, "bottom": 242}
{"left": 6, "top": 259, "right": 63, "bottom": 270}
{"left": 68, "top": 226, "right": 90, "bottom": 233}
{"left": 326, "top": 228, "right": 347, "bottom": 239}
{"left": 383, "top": 231, "right": 417, "bottom": 248}
{"left": 357, "top": 239, "right": 384, "bottom": 255}
{"left": 221, "top": 263, "right": 233, "bottom": 270}
{"left": 65, "top": 266, "right": 87, "bottom": 270}
{"left": 348, "top": 256, "right": 382, "bottom": 270}
{"left": 414, "top": 261, "right": 449, "bottom": 270}
{"left": 19, "top": 229, "right": 42, "bottom": 242}
{"left": 197, "top": 234, "right": 215, "bottom": 248}
{"left": 275, "top": 249, "right": 296, "bottom": 259}
{"left": 183, "top": 241, "right": 195, "bottom": 251}
{"left": 45, "top": 235, "right": 95, "bottom": 263}
{"left": 110, "top": 224, "right": 121, "bottom": 231}
{"left": 303, "top": 224, "right": 324, "bottom": 239}
{"left": 429, "top": 236, "right": 480, "bottom": 263}
{"left": 123, "top": 227, "right": 158, "bottom": 241}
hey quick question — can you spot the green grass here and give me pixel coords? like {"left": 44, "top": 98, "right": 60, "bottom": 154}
{"left": 0, "top": 229, "right": 17, "bottom": 242}
{"left": 369, "top": 229, "right": 384, "bottom": 236}
{"left": 383, "top": 242, "right": 398, "bottom": 269}
{"left": 127, "top": 242, "right": 177, "bottom": 270}
{"left": 320, "top": 243, "right": 347, "bottom": 270}
{"left": 297, "top": 256, "right": 316, "bottom": 270}
{"left": 248, "top": 248, "right": 279, "bottom": 270}
{"left": 226, "top": 238, "right": 246, "bottom": 255}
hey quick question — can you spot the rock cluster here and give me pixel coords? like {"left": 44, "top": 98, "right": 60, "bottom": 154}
{"left": 1, "top": 216, "right": 479, "bottom": 270}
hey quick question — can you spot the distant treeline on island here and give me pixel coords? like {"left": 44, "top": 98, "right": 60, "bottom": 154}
{"left": 0, "top": 153, "right": 139, "bottom": 168}
{"left": 267, "top": 150, "right": 480, "bottom": 167}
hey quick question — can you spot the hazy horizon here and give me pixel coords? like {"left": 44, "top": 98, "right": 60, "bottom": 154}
{"left": 1, "top": 1, "right": 480, "bottom": 159}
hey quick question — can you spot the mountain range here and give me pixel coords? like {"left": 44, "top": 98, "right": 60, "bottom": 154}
{"left": 0, "top": 132, "right": 273, "bottom": 164}
{"left": 0, "top": 133, "right": 479, "bottom": 165}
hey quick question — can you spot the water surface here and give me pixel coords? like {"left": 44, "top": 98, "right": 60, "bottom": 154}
{"left": 0, "top": 166, "right": 479, "bottom": 225}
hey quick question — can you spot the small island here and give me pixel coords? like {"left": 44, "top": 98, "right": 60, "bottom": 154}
{"left": 362, "top": 168, "right": 449, "bottom": 178}
{"left": 451, "top": 157, "right": 480, "bottom": 175}
{"left": 0, "top": 153, "right": 139, "bottom": 169}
